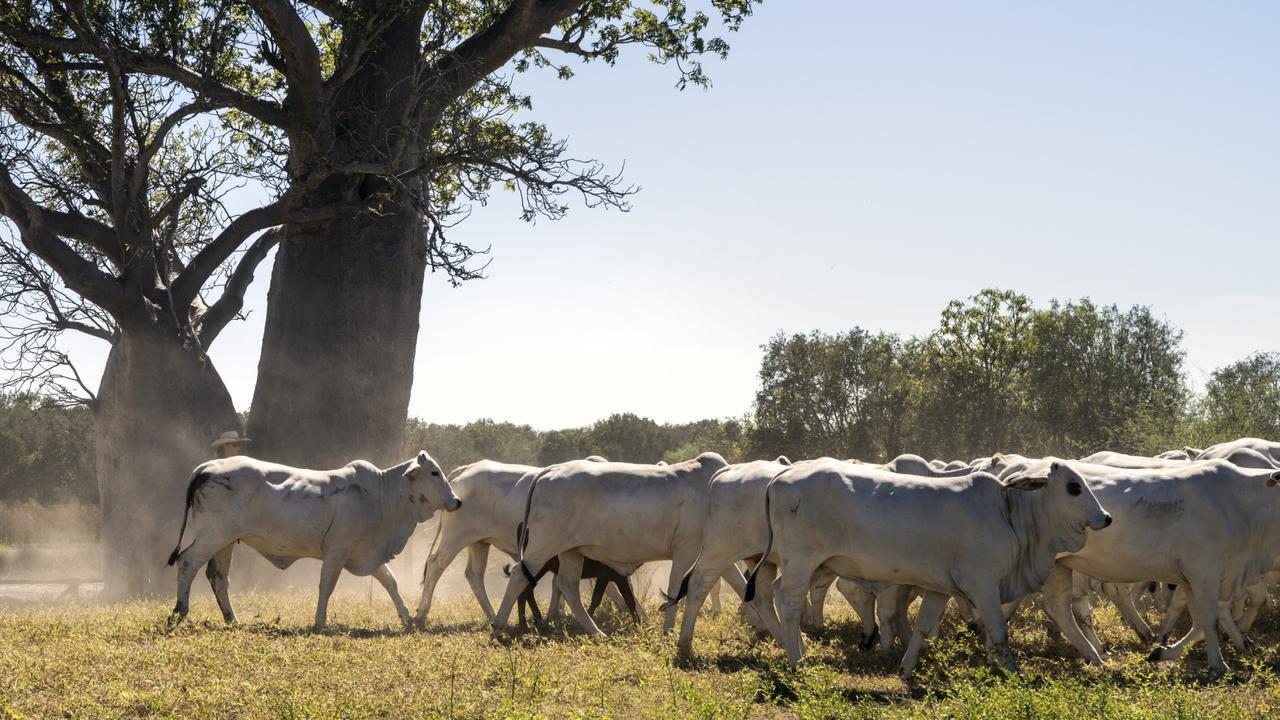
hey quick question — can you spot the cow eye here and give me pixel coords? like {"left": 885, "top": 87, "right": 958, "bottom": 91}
{"left": 431, "top": 471, "right": 441, "bottom": 477}
{"left": 1067, "top": 481, "right": 1082, "bottom": 496}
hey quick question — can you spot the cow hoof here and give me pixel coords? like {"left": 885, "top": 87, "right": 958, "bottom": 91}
{"left": 1243, "top": 636, "right": 1256, "bottom": 653}
{"left": 1146, "top": 646, "right": 1167, "bottom": 663}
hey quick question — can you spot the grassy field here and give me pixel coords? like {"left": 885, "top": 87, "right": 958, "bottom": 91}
{"left": 1, "top": 589, "right": 1279, "bottom": 719}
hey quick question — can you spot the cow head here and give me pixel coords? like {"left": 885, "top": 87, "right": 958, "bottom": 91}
{"left": 1003, "top": 460, "right": 1112, "bottom": 532}
{"left": 403, "top": 450, "right": 462, "bottom": 520}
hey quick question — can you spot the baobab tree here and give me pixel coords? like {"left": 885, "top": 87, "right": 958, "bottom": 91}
{"left": 3, "top": 0, "right": 757, "bottom": 468}
{"left": 0, "top": 3, "right": 355, "bottom": 596}
{"left": 1, "top": 0, "right": 759, "bottom": 594}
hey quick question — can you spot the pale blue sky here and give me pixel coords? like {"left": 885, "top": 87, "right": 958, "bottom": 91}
{"left": 62, "top": 1, "right": 1280, "bottom": 428}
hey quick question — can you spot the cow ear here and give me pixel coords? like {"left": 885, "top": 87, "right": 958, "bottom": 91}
{"left": 1269, "top": 471, "right": 1279, "bottom": 488}
{"left": 1003, "top": 474, "right": 1049, "bottom": 490}
{"left": 405, "top": 453, "right": 425, "bottom": 480}
{"left": 1004, "top": 463, "right": 1055, "bottom": 490}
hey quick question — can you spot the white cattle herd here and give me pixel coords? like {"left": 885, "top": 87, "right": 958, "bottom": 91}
{"left": 166, "top": 437, "right": 1280, "bottom": 679}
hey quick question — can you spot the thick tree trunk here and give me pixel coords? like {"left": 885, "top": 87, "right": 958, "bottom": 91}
{"left": 247, "top": 210, "right": 425, "bottom": 468}
{"left": 95, "top": 322, "right": 238, "bottom": 599}
{"left": 247, "top": 18, "right": 426, "bottom": 469}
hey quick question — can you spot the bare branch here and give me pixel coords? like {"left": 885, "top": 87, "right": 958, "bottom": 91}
{"left": 196, "top": 227, "right": 283, "bottom": 346}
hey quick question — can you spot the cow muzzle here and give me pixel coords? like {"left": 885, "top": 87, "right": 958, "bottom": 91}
{"left": 447, "top": 497, "right": 463, "bottom": 512}
{"left": 1090, "top": 512, "right": 1113, "bottom": 530}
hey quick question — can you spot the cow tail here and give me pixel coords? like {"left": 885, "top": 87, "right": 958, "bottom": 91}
{"left": 514, "top": 468, "right": 546, "bottom": 585}
{"left": 744, "top": 467, "right": 790, "bottom": 602}
{"left": 660, "top": 544, "right": 702, "bottom": 611}
{"left": 167, "top": 468, "right": 209, "bottom": 566}
{"left": 659, "top": 463, "right": 731, "bottom": 610}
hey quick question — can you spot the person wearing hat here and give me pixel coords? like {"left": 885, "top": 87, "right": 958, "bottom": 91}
{"left": 211, "top": 430, "right": 251, "bottom": 458}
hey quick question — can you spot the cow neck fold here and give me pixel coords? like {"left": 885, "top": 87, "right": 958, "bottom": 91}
{"left": 376, "top": 459, "right": 417, "bottom": 559}
{"left": 1000, "top": 486, "right": 1087, "bottom": 603}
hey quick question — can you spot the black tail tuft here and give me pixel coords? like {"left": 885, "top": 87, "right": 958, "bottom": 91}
{"left": 167, "top": 547, "right": 181, "bottom": 567}
{"left": 659, "top": 566, "right": 695, "bottom": 611}
{"left": 502, "top": 563, "right": 513, "bottom": 577}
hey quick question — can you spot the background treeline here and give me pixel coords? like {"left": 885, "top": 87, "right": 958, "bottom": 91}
{"left": 2, "top": 288, "right": 1276, "bottom": 505}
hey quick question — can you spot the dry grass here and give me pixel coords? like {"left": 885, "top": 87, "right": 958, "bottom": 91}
{"left": 1, "top": 588, "right": 1278, "bottom": 719}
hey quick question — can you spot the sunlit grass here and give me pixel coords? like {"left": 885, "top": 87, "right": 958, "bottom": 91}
{"left": 0, "top": 588, "right": 1277, "bottom": 718}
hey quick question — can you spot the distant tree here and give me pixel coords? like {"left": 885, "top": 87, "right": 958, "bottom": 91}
{"left": 1197, "top": 352, "right": 1280, "bottom": 443}
{"left": 537, "top": 429, "right": 586, "bottom": 466}
{"left": 914, "top": 289, "right": 1033, "bottom": 458}
{"left": 751, "top": 328, "right": 911, "bottom": 461}
{"left": 0, "top": 393, "right": 95, "bottom": 504}
{"left": 584, "top": 413, "right": 669, "bottom": 463}
{"left": 1025, "top": 300, "right": 1188, "bottom": 455}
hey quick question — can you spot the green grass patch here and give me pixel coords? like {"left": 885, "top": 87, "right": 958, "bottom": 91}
{"left": 0, "top": 589, "right": 1277, "bottom": 718}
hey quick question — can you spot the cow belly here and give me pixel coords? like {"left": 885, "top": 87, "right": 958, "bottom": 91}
{"left": 822, "top": 550, "right": 958, "bottom": 593}
{"left": 242, "top": 534, "right": 323, "bottom": 563}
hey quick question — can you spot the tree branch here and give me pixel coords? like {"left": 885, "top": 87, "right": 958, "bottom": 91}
{"left": 0, "top": 22, "right": 292, "bottom": 128}
{"left": 170, "top": 199, "right": 290, "bottom": 307}
{"left": 196, "top": 227, "right": 283, "bottom": 346}
{"left": 248, "top": 0, "right": 326, "bottom": 117}
{"left": 0, "top": 166, "right": 129, "bottom": 316}
{"left": 422, "top": 0, "right": 585, "bottom": 112}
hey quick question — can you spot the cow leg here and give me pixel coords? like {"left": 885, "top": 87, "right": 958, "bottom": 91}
{"left": 1104, "top": 582, "right": 1154, "bottom": 644}
{"left": 464, "top": 543, "right": 496, "bottom": 621}
{"left": 1156, "top": 585, "right": 1189, "bottom": 644}
{"left": 587, "top": 579, "right": 606, "bottom": 616}
{"left": 169, "top": 537, "right": 224, "bottom": 625}
{"left": 1236, "top": 580, "right": 1268, "bottom": 634}
{"left": 878, "top": 585, "right": 917, "bottom": 652}
{"left": 1216, "top": 597, "right": 1249, "bottom": 652}
{"left": 722, "top": 562, "right": 782, "bottom": 640}
{"left": 675, "top": 567, "right": 721, "bottom": 653}
{"left": 313, "top": 554, "right": 346, "bottom": 630}
{"left": 968, "top": 585, "right": 1018, "bottom": 675}
{"left": 775, "top": 555, "right": 820, "bottom": 668}
{"left": 805, "top": 569, "right": 835, "bottom": 632}
{"left": 414, "top": 534, "right": 473, "bottom": 626}
{"left": 835, "top": 578, "right": 879, "bottom": 650}
{"left": 1071, "top": 586, "right": 1109, "bottom": 659}
{"left": 205, "top": 544, "right": 236, "bottom": 624}
{"left": 491, "top": 552, "right": 546, "bottom": 633}
{"left": 598, "top": 582, "right": 630, "bottom": 618}
{"left": 899, "top": 590, "right": 948, "bottom": 681}
{"left": 547, "top": 579, "right": 564, "bottom": 620}
{"left": 1152, "top": 580, "right": 1228, "bottom": 675}
{"left": 663, "top": 551, "right": 699, "bottom": 633}
{"left": 708, "top": 577, "right": 722, "bottom": 613}
{"left": 371, "top": 564, "right": 413, "bottom": 628}
{"left": 1042, "top": 564, "right": 1105, "bottom": 665}
{"left": 553, "top": 550, "right": 605, "bottom": 637}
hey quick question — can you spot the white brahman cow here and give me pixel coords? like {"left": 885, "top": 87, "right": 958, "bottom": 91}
{"left": 1039, "top": 460, "right": 1280, "bottom": 675}
{"left": 663, "top": 457, "right": 879, "bottom": 655}
{"left": 745, "top": 458, "right": 1111, "bottom": 679}
{"left": 1197, "top": 437, "right": 1280, "bottom": 466}
{"left": 492, "top": 452, "right": 729, "bottom": 636}
{"left": 414, "top": 459, "right": 637, "bottom": 628}
{"left": 167, "top": 451, "right": 460, "bottom": 629}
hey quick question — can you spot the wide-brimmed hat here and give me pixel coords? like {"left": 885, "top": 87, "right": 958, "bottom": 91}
{"left": 210, "top": 430, "right": 251, "bottom": 451}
